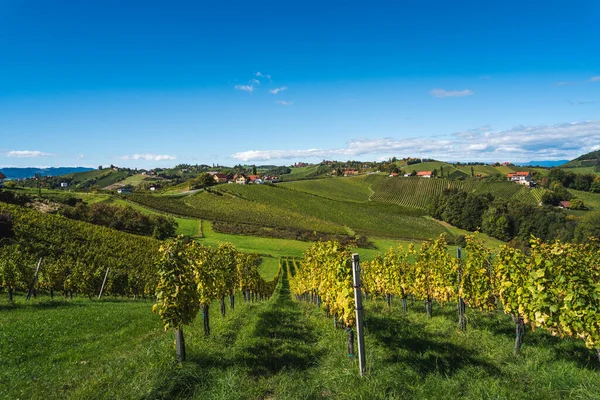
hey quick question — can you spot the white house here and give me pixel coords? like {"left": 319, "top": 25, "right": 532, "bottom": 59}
{"left": 507, "top": 172, "right": 532, "bottom": 186}
{"left": 60, "top": 182, "right": 68, "bottom": 188}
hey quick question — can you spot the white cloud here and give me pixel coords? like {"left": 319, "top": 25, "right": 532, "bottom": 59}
{"left": 230, "top": 120, "right": 600, "bottom": 163}
{"left": 121, "top": 154, "right": 176, "bottom": 161}
{"left": 234, "top": 84, "right": 254, "bottom": 92}
{"left": 276, "top": 100, "right": 293, "bottom": 106}
{"left": 270, "top": 86, "right": 287, "bottom": 95}
{"left": 250, "top": 79, "right": 260, "bottom": 85}
{"left": 590, "top": 76, "right": 600, "bottom": 82}
{"left": 6, "top": 150, "right": 54, "bottom": 158}
{"left": 555, "top": 81, "right": 576, "bottom": 86}
{"left": 77, "top": 154, "right": 84, "bottom": 159}
{"left": 430, "top": 89, "right": 474, "bottom": 98}
{"left": 255, "top": 72, "right": 271, "bottom": 79}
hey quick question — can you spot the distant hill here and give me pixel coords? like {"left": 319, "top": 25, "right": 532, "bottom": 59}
{"left": 0, "top": 167, "right": 94, "bottom": 180}
{"left": 515, "top": 160, "right": 569, "bottom": 168}
{"left": 561, "top": 150, "right": 600, "bottom": 168}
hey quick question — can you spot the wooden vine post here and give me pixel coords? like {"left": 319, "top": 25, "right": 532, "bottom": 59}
{"left": 26, "top": 258, "right": 43, "bottom": 301}
{"left": 352, "top": 253, "right": 366, "bottom": 377}
{"left": 98, "top": 267, "right": 110, "bottom": 300}
{"left": 456, "top": 248, "right": 466, "bottom": 331}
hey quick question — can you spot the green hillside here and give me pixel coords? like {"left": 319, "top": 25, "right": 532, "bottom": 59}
{"left": 213, "top": 184, "right": 447, "bottom": 240}
{"left": 562, "top": 150, "right": 600, "bottom": 168}
{"left": 280, "top": 175, "right": 373, "bottom": 202}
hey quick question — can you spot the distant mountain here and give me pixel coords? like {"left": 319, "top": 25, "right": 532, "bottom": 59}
{"left": 0, "top": 167, "right": 94, "bottom": 180}
{"left": 561, "top": 150, "right": 600, "bottom": 168}
{"left": 515, "top": 160, "right": 569, "bottom": 168}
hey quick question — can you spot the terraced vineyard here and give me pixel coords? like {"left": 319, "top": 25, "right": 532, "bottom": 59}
{"left": 281, "top": 175, "right": 373, "bottom": 202}
{"left": 370, "top": 177, "right": 480, "bottom": 210}
{"left": 214, "top": 184, "right": 446, "bottom": 240}
{"left": 370, "top": 177, "right": 543, "bottom": 209}
{"left": 130, "top": 192, "right": 347, "bottom": 235}
{"left": 472, "top": 181, "right": 523, "bottom": 199}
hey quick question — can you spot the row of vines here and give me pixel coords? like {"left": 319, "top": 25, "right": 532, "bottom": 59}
{"left": 288, "top": 234, "right": 600, "bottom": 361}
{"left": 152, "top": 237, "right": 281, "bottom": 360}
{"left": 0, "top": 202, "right": 160, "bottom": 300}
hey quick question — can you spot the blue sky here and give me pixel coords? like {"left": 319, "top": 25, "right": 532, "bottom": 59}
{"left": 1, "top": 0, "right": 599, "bottom": 168}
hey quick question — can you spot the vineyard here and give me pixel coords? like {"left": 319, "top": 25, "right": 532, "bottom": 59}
{"left": 369, "top": 177, "right": 542, "bottom": 209}
{"left": 288, "top": 234, "right": 600, "bottom": 363}
{"left": 0, "top": 202, "right": 160, "bottom": 299}
{"left": 213, "top": 183, "right": 446, "bottom": 240}
{"left": 129, "top": 192, "right": 347, "bottom": 236}
{"left": 3, "top": 228, "right": 600, "bottom": 398}
{"left": 369, "top": 177, "right": 480, "bottom": 209}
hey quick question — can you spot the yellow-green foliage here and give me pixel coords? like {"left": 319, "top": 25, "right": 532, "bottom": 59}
{"left": 152, "top": 237, "right": 200, "bottom": 330}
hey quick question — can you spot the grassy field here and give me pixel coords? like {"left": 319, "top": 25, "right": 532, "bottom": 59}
{"left": 3, "top": 268, "right": 599, "bottom": 400}
{"left": 105, "top": 174, "right": 149, "bottom": 189}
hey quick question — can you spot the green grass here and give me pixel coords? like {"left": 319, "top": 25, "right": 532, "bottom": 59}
{"left": 107, "top": 174, "right": 149, "bottom": 188}
{"left": 3, "top": 268, "right": 600, "bottom": 400}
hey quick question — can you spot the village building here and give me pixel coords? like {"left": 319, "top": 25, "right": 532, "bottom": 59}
{"left": 507, "top": 171, "right": 532, "bottom": 186}
{"left": 558, "top": 201, "right": 571, "bottom": 209}
{"left": 213, "top": 173, "right": 228, "bottom": 183}
{"left": 344, "top": 169, "right": 359, "bottom": 176}
{"left": 417, "top": 171, "right": 432, "bottom": 178}
{"left": 234, "top": 174, "right": 248, "bottom": 184}
{"left": 60, "top": 182, "right": 68, "bottom": 188}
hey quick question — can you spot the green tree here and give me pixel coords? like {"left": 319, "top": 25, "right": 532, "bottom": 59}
{"left": 188, "top": 172, "right": 214, "bottom": 190}
{"left": 575, "top": 211, "right": 600, "bottom": 241}
{"left": 569, "top": 198, "right": 585, "bottom": 210}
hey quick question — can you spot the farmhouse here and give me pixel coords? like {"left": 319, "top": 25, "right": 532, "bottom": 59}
{"left": 507, "top": 171, "right": 532, "bottom": 186}
{"left": 117, "top": 188, "right": 132, "bottom": 194}
{"left": 213, "top": 173, "right": 228, "bottom": 183}
{"left": 558, "top": 201, "right": 571, "bottom": 209}
{"left": 417, "top": 171, "right": 432, "bottom": 178}
{"left": 60, "top": 182, "right": 68, "bottom": 188}
{"left": 234, "top": 174, "right": 248, "bottom": 184}
{"left": 0, "top": 170, "right": 5, "bottom": 187}
{"left": 344, "top": 169, "right": 359, "bottom": 176}
{"left": 248, "top": 175, "right": 260, "bottom": 183}
{"left": 389, "top": 172, "right": 399, "bottom": 177}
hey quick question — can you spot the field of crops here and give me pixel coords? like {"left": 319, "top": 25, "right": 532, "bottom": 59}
{"left": 130, "top": 192, "right": 346, "bottom": 235}
{"left": 214, "top": 184, "right": 446, "bottom": 240}
{"left": 369, "top": 177, "right": 480, "bottom": 210}
{"left": 280, "top": 175, "right": 373, "bottom": 202}
{"left": 368, "top": 177, "right": 544, "bottom": 209}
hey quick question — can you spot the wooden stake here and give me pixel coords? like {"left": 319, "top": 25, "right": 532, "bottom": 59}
{"left": 352, "top": 253, "right": 366, "bottom": 377}
{"left": 175, "top": 328, "right": 186, "bottom": 362}
{"left": 26, "top": 258, "right": 43, "bottom": 301}
{"left": 98, "top": 268, "right": 110, "bottom": 300}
